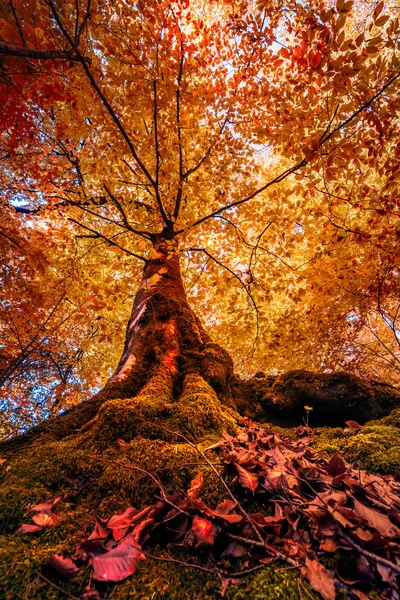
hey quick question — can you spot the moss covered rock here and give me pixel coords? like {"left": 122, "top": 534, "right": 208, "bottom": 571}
{"left": 235, "top": 370, "right": 400, "bottom": 427}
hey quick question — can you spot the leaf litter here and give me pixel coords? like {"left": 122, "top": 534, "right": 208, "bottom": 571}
{"left": 21, "top": 422, "right": 400, "bottom": 599}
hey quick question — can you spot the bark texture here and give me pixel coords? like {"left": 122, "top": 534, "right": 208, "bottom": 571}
{"left": 98, "top": 239, "right": 234, "bottom": 406}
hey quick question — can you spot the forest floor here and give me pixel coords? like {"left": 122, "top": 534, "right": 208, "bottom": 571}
{"left": 1, "top": 381, "right": 400, "bottom": 600}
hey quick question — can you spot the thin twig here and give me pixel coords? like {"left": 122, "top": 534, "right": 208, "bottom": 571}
{"left": 68, "top": 218, "right": 146, "bottom": 261}
{"left": 35, "top": 572, "right": 80, "bottom": 600}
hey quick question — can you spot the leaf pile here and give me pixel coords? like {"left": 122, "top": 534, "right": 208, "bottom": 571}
{"left": 36, "top": 424, "right": 400, "bottom": 599}
{"left": 215, "top": 423, "right": 400, "bottom": 598}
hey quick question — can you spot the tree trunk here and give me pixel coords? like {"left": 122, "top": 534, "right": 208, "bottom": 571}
{"left": 100, "top": 237, "right": 234, "bottom": 405}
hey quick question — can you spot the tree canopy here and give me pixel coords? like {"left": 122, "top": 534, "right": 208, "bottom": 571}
{"left": 1, "top": 0, "right": 400, "bottom": 436}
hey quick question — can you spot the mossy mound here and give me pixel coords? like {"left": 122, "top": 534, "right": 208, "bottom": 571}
{"left": 0, "top": 370, "right": 240, "bottom": 534}
{"left": 0, "top": 398, "right": 305, "bottom": 600}
{"left": 2, "top": 378, "right": 400, "bottom": 598}
{"left": 0, "top": 371, "right": 256, "bottom": 599}
{"left": 313, "top": 409, "right": 400, "bottom": 474}
{"left": 235, "top": 370, "right": 400, "bottom": 426}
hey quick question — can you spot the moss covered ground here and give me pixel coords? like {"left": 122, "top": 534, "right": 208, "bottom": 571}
{"left": 1, "top": 374, "right": 399, "bottom": 599}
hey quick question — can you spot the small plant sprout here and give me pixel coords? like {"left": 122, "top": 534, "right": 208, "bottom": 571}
{"left": 304, "top": 405, "right": 313, "bottom": 427}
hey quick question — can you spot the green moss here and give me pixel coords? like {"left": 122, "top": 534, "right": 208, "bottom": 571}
{"left": 313, "top": 423, "right": 400, "bottom": 474}
{"left": 0, "top": 534, "right": 90, "bottom": 600}
{"left": 85, "top": 373, "right": 239, "bottom": 449}
{"left": 367, "top": 407, "right": 400, "bottom": 428}
{"left": 3, "top": 368, "right": 374, "bottom": 599}
{"left": 0, "top": 483, "right": 49, "bottom": 533}
{"left": 105, "top": 551, "right": 305, "bottom": 600}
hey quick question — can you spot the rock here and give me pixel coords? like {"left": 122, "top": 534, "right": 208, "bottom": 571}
{"left": 236, "top": 370, "right": 400, "bottom": 427}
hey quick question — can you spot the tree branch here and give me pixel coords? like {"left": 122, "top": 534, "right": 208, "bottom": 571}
{"left": 189, "top": 247, "right": 259, "bottom": 322}
{"left": 173, "top": 43, "right": 185, "bottom": 220}
{"left": 151, "top": 78, "right": 168, "bottom": 223}
{"left": 0, "top": 41, "right": 85, "bottom": 61}
{"left": 47, "top": 0, "right": 156, "bottom": 192}
{"left": 9, "top": 0, "right": 26, "bottom": 47}
{"left": 68, "top": 218, "right": 146, "bottom": 261}
{"left": 0, "top": 230, "right": 22, "bottom": 248}
{"left": 187, "top": 70, "right": 400, "bottom": 231}
{"left": 103, "top": 183, "right": 152, "bottom": 239}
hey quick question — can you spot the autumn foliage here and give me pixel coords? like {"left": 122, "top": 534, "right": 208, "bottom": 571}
{"left": 0, "top": 0, "right": 399, "bottom": 431}
{"left": 1, "top": 0, "right": 400, "bottom": 597}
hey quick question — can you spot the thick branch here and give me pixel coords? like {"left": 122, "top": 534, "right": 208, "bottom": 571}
{"left": 103, "top": 183, "right": 152, "bottom": 239}
{"left": 151, "top": 79, "right": 168, "bottom": 223}
{"left": 173, "top": 45, "right": 185, "bottom": 220}
{"left": 0, "top": 41, "right": 84, "bottom": 62}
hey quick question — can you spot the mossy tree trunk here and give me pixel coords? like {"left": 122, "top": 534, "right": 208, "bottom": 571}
{"left": 100, "top": 234, "right": 234, "bottom": 407}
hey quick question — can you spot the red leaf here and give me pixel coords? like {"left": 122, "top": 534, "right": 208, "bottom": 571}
{"left": 310, "top": 51, "right": 322, "bottom": 67}
{"left": 345, "top": 420, "right": 363, "bottom": 430}
{"left": 305, "top": 558, "right": 336, "bottom": 600}
{"left": 80, "top": 588, "right": 101, "bottom": 600}
{"left": 17, "top": 523, "right": 43, "bottom": 534}
{"left": 353, "top": 500, "right": 400, "bottom": 538}
{"left": 46, "top": 554, "right": 79, "bottom": 579}
{"left": 213, "top": 499, "right": 243, "bottom": 523}
{"left": 221, "top": 542, "right": 248, "bottom": 558}
{"left": 92, "top": 537, "right": 145, "bottom": 582}
{"left": 215, "top": 499, "right": 237, "bottom": 514}
{"left": 31, "top": 497, "right": 61, "bottom": 512}
{"left": 88, "top": 515, "right": 111, "bottom": 540}
{"left": 108, "top": 507, "right": 138, "bottom": 540}
{"left": 187, "top": 472, "right": 204, "bottom": 501}
{"left": 131, "top": 517, "right": 153, "bottom": 541}
{"left": 75, "top": 539, "right": 107, "bottom": 561}
{"left": 235, "top": 464, "right": 258, "bottom": 492}
{"left": 191, "top": 515, "right": 216, "bottom": 546}
{"left": 328, "top": 454, "right": 346, "bottom": 476}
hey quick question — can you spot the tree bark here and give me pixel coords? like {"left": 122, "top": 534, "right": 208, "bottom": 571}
{"left": 98, "top": 237, "right": 234, "bottom": 404}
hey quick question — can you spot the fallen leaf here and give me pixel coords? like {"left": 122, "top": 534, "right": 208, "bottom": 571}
{"left": 46, "top": 554, "right": 79, "bottom": 579}
{"left": 108, "top": 506, "right": 138, "bottom": 540}
{"left": 305, "top": 558, "right": 336, "bottom": 600}
{"left": 191, "top": 515, "right": 216, "bottom": 546}
{"left": 92, "top": 537, "right": 145, "bottom": 582}
{"left": 345, "top": 420, "right": 363, "bottom": 430}
{"left": 80, "top": 586, "right": 101, "bottom": 600}
{"left": 221, "top": 542, "right": 248, "bottom": 558}
{"left": 88, "top": 515, "right": 111, "bottom": 540}
{"left": 235, "top": 464, "right": 259, "bottom": 492}
{"left": 187, "top": 472, "right": 204, "bottom": 501}
{"left": 353, "top": 499, "right": 400, "bottom": 538}
{"left": 17, "top": 523, "right": 43, "bottom": 534}
{"left": 31, "top": 497, "right": 61, "bottom": 512}
{"left": 33, "top": 512, "right": 58, "bottom": 527}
